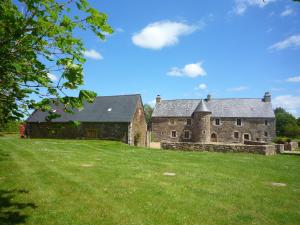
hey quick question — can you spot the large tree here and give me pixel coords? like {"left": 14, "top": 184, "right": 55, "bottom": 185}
{"left": 0, "top": 0, "right": 113, "bottom": 127}
{"left": 274, "top": 107, "right": 300, "bottom": 138}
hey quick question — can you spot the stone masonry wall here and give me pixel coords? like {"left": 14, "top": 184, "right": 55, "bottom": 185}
{"left": 130, "top": 98, "right": 147, "bottom": 147}
{"left": 161, "top": 141, "right": 276, "bottom": 156}
{"left": 152, "top": 117, "right": 276, "bottom": 144}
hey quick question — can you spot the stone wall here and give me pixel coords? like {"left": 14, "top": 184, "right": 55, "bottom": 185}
{"left": 27, "top": 122, "right": 129, "bottom": 143}
{"left": 130, "top": 99, "right": 147, "bottom": 147}
{"left": 210, "top": 117, "right": 275, "bottom": 143}
{"left": 284, "top": 142, "right": 299, "bottom": 151}
{"left": 152, "top": 117, "right": 192, "bottom": 142}
{"left": 161, "top": 141, "right": 276, "bottom": 156}
{"left": 152, "top": 116, "right": 276, "bottom": 144}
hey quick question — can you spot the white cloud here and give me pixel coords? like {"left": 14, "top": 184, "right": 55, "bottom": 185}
{"left": 47, "top": 73, "right": 58, "bottom": 81}
{"left": 195, "top": 83, "right": 207, "bottom": 90}
{"left": 233, "top": 0, "right": 276, "bottom": 15}
{"left": 84, "top": 49, "right": 103, "bottom": 60}
{"left": 281, "top": 7, "right": 294, "bottom": 17}
{"left": 227, "top": 86, "right": 249, "bottom": 92}
{"left": 269, "top": 35, "right": 300, "bottom": 51}
{"left": 273, "top": 95, "right": 300, "bottom": 117}
{"left": 286, "top": 76, "right": 300, "bottom": 83}
{"left": 148, "top": 100, "right": 156, "bottom": 107}
{"left": 167, "top": 62, "right": 206, "bottom": 78}
{"left": 132, "top": 21, "right": 198, "bottom": 50}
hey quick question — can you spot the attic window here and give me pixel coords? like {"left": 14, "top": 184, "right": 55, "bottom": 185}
{"left": 107, "top": 108, "right": 112, "bottom": 112}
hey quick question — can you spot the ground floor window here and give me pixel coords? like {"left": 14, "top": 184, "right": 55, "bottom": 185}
{"left": 184, "top": 130, "right": 191, "bottom": 139}
{"left": 171, "top": 130, "right": 177, "bottom": 138}
{"left": 234, "top": 131, "right": 239, "bottom": 139}
{"left": 243, "top": 133, "right": 250, "bottom": 140}
{"left": 264, "top": 131, "right": 268, "bottom": 137}
{"left": 211, "top": 133, "right": 217, "bottom": 142}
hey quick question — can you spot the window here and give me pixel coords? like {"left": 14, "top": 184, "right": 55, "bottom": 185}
{"left": 184, "top": 130, "right": 191, "bottom": 139}
{"left": 171, "top": 130, "right": 177, "bottom": 138}
{"left": 236, "top": 118, "right": 242, "bottom": 126}
{"left": 186, "top": 119, "right": 191, "bottom": 126}
{"left": 234, "top": 132, "right": 239, "bottom": 139}
{"left": 169, "top": 119, "right": 175, "bottom": 125}
{"left": 244, "top": 133, "right": 250, "bottom": 140}
{"left": 264, "top": 131, "right": 268, "bottom": 137}
{"left": 215, "top": 118, "right": 220, "bottom": 125}
{"left": 202, "top": 130, "right": 206, "bottom": 134}
{"left": 265, "top": 120, "right": 268, "bottom": 125}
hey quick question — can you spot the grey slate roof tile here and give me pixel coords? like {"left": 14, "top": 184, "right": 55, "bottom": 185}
{"left": 27, "top": 94, "right": 141, "bottom": 123}
{"left": 152, "top": 98, "right": 275, "bottom": 118}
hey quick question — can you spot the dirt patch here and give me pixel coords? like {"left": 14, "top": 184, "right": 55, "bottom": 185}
{"left": 163, "top": 172, "right": 176, "bottom": 176}
{"left": 81, "top": 164, "right": 93, "bottom": 167}
{"left": 270, "top": 182, "right": 287, "bottom": 187}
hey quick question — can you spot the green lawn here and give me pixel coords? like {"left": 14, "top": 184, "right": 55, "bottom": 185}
{"left": 1, "top": 135, "right": 300, "bottom": 225}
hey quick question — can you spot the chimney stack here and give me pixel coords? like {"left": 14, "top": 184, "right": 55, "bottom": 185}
{"left": 156, "top": 94, "right": 161, "bottom": 104}
{"left": 263, "top": 92, "right": 271, "bottom": 102}
{"left": 206, "top": 94, "right": 212, "bottom": 101}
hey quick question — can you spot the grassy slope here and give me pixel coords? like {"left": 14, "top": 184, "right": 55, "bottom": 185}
{"left": 0, "top": 135, "right": 300, "bottom": 225}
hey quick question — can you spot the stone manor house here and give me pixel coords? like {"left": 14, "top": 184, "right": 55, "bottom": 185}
{"left": 152, "top": 92, "right": 276, "bottom": 143}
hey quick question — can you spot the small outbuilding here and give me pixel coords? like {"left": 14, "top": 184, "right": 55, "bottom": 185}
{"left": 26, "top": 94, "right": 147, "bottom": 146}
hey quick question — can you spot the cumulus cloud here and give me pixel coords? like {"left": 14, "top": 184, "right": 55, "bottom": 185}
{"left": 273, "top": 95, "right": 300, "bottom": 116}
{"left": 84, "top": 49, "right": 103, "bottom": 60}
{"left": 167, "top": 62, "right": 206, "bottom": 78}
{"left": 281, "top": 7, "right": 294, "bottom": 17}
{"left": 227, "top": 86, "right": 249, "bottom": 92}
{"left": 132, "top": 21, "right": 198, "bottom": 50}
{"left": 195, "top": 83, "right": 207, "bottom": 90}
{"left": 233, "top": 0, "right": 276, "bottom": 15}
{"left": 269, "top": 35, "right": 300, "bottom": 51}
{"left": 287, "top": 76, "right": 300, "bottom": 83}
{"left": 47, "top": 73, "right": 58, "bottom": 81}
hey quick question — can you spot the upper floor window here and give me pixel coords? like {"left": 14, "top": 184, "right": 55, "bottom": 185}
{"left": 171, "top": 130, "right": 177, "bottom": 138}
{"left": 184, "top": 130, "right": 191, "bottom": 139}
{"left": 264, "top": 131, "right": 268, "bottom": 137}
{"left": 186, "top": 119, "right": 192, "bottom": 126}
{"left": 215, "top": 118, "right": 220, "bottom": 126}
{"left": 236, "top": 118, "right": 242, "bottom": 126}
{"left": 264, "top": 120, "right": 268, "bottom": 126}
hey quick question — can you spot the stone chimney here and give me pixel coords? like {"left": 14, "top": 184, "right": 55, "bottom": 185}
{"left": 263, "top": 92, "right": 271, "bottom": 102}
{"left": 156, "top": 94, "right": 161, "bottom": 104}
{"left": 206, "top": 94, "right": 212, "bottom": 101}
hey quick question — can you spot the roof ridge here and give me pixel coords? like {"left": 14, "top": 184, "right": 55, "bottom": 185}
{"left": 161, "top": 98, "right": 262, "bottom": 101}
{"left": 95, "top": 94, "right": 141, "bottom": 98}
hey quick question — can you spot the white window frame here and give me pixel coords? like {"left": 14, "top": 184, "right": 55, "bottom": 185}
{"left": 236, "top": 118, "right": 243, "bottom": 127}
{"left": 183, "top": 130, "right": 191, "bottom": 139}
{"left": 214, "top": 118, "right": 221, "bottom": 126}
{"left": 171, "top": 130, "right": 177, "bottom": 138}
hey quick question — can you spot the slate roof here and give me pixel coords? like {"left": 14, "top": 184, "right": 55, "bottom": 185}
{"left": 195, "top": 100, "right": 210, "bottom": 112}
{"left": 152, "top": 98, "right": 275, "bottom": 118}
{"left": 27, "top": 94, "right": 141, "bottom": 123}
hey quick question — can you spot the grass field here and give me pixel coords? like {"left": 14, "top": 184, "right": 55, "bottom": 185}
{"left": 1, "top": 135, "right": 300, "bottom": 225}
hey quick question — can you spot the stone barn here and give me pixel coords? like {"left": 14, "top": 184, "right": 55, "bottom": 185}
{"left": 26, "top": 94, "right": 147, "bottom": 146}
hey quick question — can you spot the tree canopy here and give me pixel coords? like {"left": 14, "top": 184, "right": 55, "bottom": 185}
{"left": 0, "top": 0, "right": 113, "bottom": 127}
{"left": 274, "top": 107, "right": 300, "bottom": 138}
{"left": 143, "top": 104, "right": 153, "bottom": 129}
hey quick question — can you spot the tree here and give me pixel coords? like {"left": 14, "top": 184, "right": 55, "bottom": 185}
{"left": 274, "top": 107, "right": 300, "bottom": 138}
{"left": 0, "top": 0, "right": 113, "bottom": 127}
{"left": 143, "top": 104, "right": 153, "bottom": 129}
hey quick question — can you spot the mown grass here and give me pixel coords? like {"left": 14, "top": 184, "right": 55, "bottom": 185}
{"left": 0, "top": 135, "right": 300, "bottom": 225}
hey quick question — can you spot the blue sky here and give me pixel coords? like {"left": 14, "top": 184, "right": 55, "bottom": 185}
{"left": 51, "top": 0, "right": 300, "bottom": 116}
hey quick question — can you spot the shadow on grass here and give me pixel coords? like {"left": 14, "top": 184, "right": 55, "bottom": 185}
{"left": 0, "top": 189, "right": 37, "bottom": 225}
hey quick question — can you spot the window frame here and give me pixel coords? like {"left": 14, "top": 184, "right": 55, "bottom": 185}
{"left": 236, "top": 118, "right": 242, "bottom": 126}
{"left": 215, "top": 118, "right": 221, "bottom": 126}
{"left": 234, "top": 131, "right": 239, "bottom": 139}
{"left": 264, "top": 120, "right": 269, "bottom": 126}
{"left": 171, "top": 130, "right": 177, "bottom": 138}
{"left": 186, "top": 118, "right": 192, "bottom": 126}
{"left": 183, "top": 130, "right": 191, "bottom": 139}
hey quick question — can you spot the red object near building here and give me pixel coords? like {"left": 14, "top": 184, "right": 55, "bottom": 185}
{"left": 19, "top": 124, "right": 26, "bottom": 138}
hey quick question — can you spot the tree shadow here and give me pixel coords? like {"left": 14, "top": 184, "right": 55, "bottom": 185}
{"left": 0, "top": 189, "right": 37, "bottom": 225}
